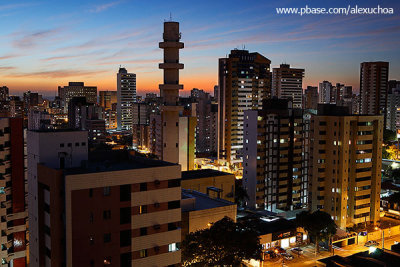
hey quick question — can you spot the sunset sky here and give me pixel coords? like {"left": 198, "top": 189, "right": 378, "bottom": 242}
{"left": 1, "top": 0, "right": 399, "bottom": 97}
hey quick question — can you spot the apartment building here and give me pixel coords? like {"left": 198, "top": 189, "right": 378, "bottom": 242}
{"left": 309, "top": 104, "right": 383, "bottom": 229}
{"left": 243, "top": 99, "right": 309, "bottom": 211}
{"left": 0, "top": 118, "right": 27, "bottom": 266}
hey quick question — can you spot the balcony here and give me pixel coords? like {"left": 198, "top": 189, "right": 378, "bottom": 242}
{"left": 159, "top": 41, "right": 184, "bottom": 49}
{"left": 159, "top": 63, "right": 184, "bottom": 69}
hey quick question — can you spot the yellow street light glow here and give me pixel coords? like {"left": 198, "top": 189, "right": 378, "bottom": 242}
{"left": 369, "top": 247, "right": 377, "bottom": 253}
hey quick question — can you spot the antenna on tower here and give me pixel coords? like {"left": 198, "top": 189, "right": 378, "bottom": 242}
{"left": 170, "top": 12, "right": 172, "bottom": 21}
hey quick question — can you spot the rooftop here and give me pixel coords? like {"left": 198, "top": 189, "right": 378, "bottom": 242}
{"left": 64, "top": 150, "right": 176, "bottom": 175}
{"left": 181, "top": 169, "right": 232, "bottom": 180}
{"left": 181, "top": 189, "right": 235, "bottom": 212}
{"left": 318, "top": 248, "right": 400, "bottom": 267}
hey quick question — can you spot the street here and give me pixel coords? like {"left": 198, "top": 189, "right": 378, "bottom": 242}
{"left": 264, "top": 233, "right": 400, "bottom": 266}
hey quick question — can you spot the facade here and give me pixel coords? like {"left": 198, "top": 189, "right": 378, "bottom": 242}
{"left": 0, "top": 86, "right": 8, "bottom": 101}
{"left": 190, "top": 89, "right": 218, "bottom": 154}
{"left": 181, "top": 189, "right": 237, "bottom": 238}
{"left": 36, "top": 151, "right": 181, "bottom": 267}
{"left": 272, "top": 64, "right": 304, "bottom": 108}
{"left": 178, "top": 116, "right": 196, "bottom": 171}
{"left": 359, "top": 62, "right": 389, "bottom": 125}
{"left": 58, "top": 82, "right": 97, "bottom": 112}
{"left": 158, "top": 21, "right": 184, "bottom": 164}
{"left": 99, "top": 91, "right": 117, "bottom": 110}
{"left": 0, "top": 118, "right": 27, "bottom": 267}
{"left": 243, "top": 99, "right": 309, "bottom": 211}
{"left": 181, "top": 169, "right": 235, "bottom": 202}
{"left": 309, "top": 104, "right": 383, "bottom": 229}
{"left": 304, "top": 86, "right": 318, "bottom": 110}
{"left": 386, "top": 89, "right": 400, "bottom": 131}
{"left": 218, "top": 49, "right": 271, "bottom": 167}
{"left": 27, "top": 130, "right": 89, "bottom": 266}
{"left": 319, "top": 81, "right": 333, "bottom": 104}
{"left": 132, "top": 103, "right": 148, "bottom": 150}
{"left": 9, "top": 96, "right": 23, "bottom": 118}
{"left": 117, "top": 68, "right": 136, "bottom": 130}
{"left": 28, "top": 109, "right": 52, "bottom": 130}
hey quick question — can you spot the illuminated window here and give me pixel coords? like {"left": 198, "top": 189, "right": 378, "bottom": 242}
{"left": 168, "top": 242, "right": 180, "bottom": 252}
{"left": 104, "top": 257, "right": 111, "bottom": 265}
{"left": 139, "top": 249, "right": 148, "bottom": 258}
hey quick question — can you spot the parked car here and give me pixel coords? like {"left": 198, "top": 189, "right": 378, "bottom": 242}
{"left": 290, "top": 247, "right": 303, "bottom": 255}
{"left": 274, "top": 247, "right": 286, "bottom": 254}
{"left": 364, "top": 240, "right": 379, "bottom": 247}
{"left": 282, "top": 253, "right": 294, "bottom": 260}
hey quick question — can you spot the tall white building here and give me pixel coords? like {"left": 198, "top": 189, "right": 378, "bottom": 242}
{"left": 117, "top": 67, "right": 136, "bottom": 130}
{"left": 319, "top": 81, "right": 333, "bottom": 104}
{"left": 272, "top": 64, "right": 304, "bottom": 108}
{"left": 27, "top": 130, "right": 88, "bottom": 267}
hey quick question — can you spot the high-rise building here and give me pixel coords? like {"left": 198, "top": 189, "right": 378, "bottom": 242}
{"left": 178, "top": 116, "right": 196, "bottom": 171}
{"left": 190, "top": 88, "right": 218, "bottom": 154}
{"left": 319, "top": 81, "right": 333, "bottom": 104}
{"left": 272, "top": 64, "right": 305, "bottom": 108}
{"left": 117, "top": 68, "right": 136, "bottom": 130}
{"left": 304, "top": 86, "right": 319, "bottom": 110}
{"left": 99, "top": 91, "right": 117, "bottom": 110}
{"left": 309, "top": 104, "right": 383, "bottom": 229}
{"left": 213, "top": 85, "right": 218, "bottom": 99}
{"left": 36, "top": 150, "right": 181, "bottom": 266}
{"left": 9, "top": 96, "right": 24, "bottom": 118}
{"left": 243, "top": 99, "right": 309, "bottom": 211}
{"left": 132, "top": 103, "right": 148, "bottom": 150}
{"left": 27, "top": 130, "right": 89, "bottom": 266}
{"left": 0, "top": 118, "right": 27, "bottom": 267}
{"left": 359, "top": 62, "right": 389, "bottom": 126}
{"left": 157, "top": 21, "right": 184, "bottom": 164}
{"left": 0, "top": 86, "right": 9, "bottom": 101}
{"left": 218, "top": 49, "right": 271, "bottom": 167}
{"left": 58, "top": 82, "right": 97, "bottom": 112}
{"left": 387, "top": 83, "right": 400, "bottom": 131}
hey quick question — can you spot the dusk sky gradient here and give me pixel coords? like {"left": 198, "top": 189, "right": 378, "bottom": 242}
{"left": 1, "top": 0, "right": 400, "bottom": 97}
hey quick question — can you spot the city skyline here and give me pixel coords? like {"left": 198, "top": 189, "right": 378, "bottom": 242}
{"left": 1, "top": 0, "right": 400, "bottom": 96}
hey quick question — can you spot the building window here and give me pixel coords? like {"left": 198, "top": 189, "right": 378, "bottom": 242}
{"left": 168, "top": 200, "right": 180, "bottom": 210}
{"left": 103, "top": 210, "right": 111, "bottom": 220}
{"left": 89, "top": 212, "right": 94, "bottom": 223}
{"left": 89, "top": 236, "right": 94, "bottom": 245}
{"left": 120, "top": 207, "right": 131, "bottom": 224}
{"left": 140, "top": 182, "right": 147, "bottom": 191}
{"left": 104, "top": 233, "right": 111, "bottom": 243}
{"left": 168, "top": 242, "right": 180, "bottom": 252}
{"left": 139, "top": 205, "right": 147, "bottom": 214}
{"left": 89, "top": 189, "right": 93, "bottom": 198}
{"left": 103, "top": 257, "right": 111, "bottom": 265}
{"left": 60, "top": 143, "right": 64, "bottom": 148}
{"left": 103, "top": 187, "right": 111, "bottom": 196}
{"left": 67, "top": 143, "right": 72, "bottom": 147}
{"left": 120, "top": 185, "right": 131, "bottom": 201}
{"left": 140, "top": 227, "right": 147, "bottom": 236}
{"left": 82, "top": 142, "right": 86, "bottom": 146}
{"left": 139, "top": 249, "right": 148, "bottom": 258}
{"left": 120, "top": 230, "right": 131, "bottom": 247}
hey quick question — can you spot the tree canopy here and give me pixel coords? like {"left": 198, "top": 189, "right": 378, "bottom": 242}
{"left": 383, "top": 129, "right": 397, "bottom": 143}
{"left": 296, "top": 210, "right": 337, "bottom": 253}
{"left": 181, "top": 216, "right": 262, "bottom": 266}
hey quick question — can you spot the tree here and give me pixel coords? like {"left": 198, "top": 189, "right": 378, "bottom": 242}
{"left": 296, "top": 210, "right": 337, "bottom": 253}
{"left": 181, "top": 217, "right": 262, "bottom": 266}
{"left": 383, "top": 129, "right": 397, "bottom": 144}
{"left": 382, "top": 146, "right": 390, "bottom": 159}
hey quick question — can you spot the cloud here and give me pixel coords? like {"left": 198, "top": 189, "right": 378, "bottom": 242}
{"left": 12, "top": 28, "right": 63, "bottom": 49}
{"left": 90, "top": 1, "right": 122, "bottom": 13}
{"left": 5, "top": 69, "right": 108, "bottom": 79}
{"left": 0, "top": 66, "right": 15, "bottom": 70}
{"left": 0, "top": 54, "right": 18, "bottom": 60}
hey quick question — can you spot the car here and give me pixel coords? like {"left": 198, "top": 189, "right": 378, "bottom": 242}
{"left": 290, "top": 247, "right": 303, "bottom": 255}
{"left": 365, "top": 240, "right": 379, "bottom": 247}
{"left": 274, "top": 247, "right": 286, "bottom": 254}
{"left": 282, "top": 253, "right": 294, "bottom": 260}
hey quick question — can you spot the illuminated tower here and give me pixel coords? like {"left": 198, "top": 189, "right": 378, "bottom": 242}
{"left": 159, "top": 21, "right": 184, "bottom": 163}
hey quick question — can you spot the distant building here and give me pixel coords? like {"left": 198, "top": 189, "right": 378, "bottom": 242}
{"left": 319, "top": 81, "right": 333, "bottom": 104}
{"left": 36, "top": 150, "right": 181, "bottom": 266}
{"left": 272, "top": 64, "right": 305, "bottom": 108}
{"left": 304, "top": 86, "right": 318, "bottom": 110}
{"left": 132, "top": 103, "right": 148, "bottom": 149}
{"left": 0, "top": 86, "right": 9, "bottom": 101}
{"left": 27, "top": 130, "right": 89, "bottom": 267}
{"left": 99, "top": 90, "right": 117, "bottom": 110}
{"left": 310, "top": 104, "right": 383, "bottom": 229}
{"left": 9, "top": 96, "right": 24, "bottom": 118}
{"left": 117, "top": 67, "right": 136, "bottom": 130}
{"left": 218, "top": 49, "right": 271, "bottom": 167}
{"left": 243, "top": 98, "right": 309, "bottom": 211}
{"left": 28, "top": 109, "right": 52, "bottom": 130}
{"left": 58, "top": 82, "right": 97, "bottom": 113}
{"left": 181, "top": 169, "right": 235, "bottom": 202}
{"left": 0, "top": 118, "right": 28, "bottom": 266}
{"left": 359, "top": 61, "right": 389, "bottom": 127}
